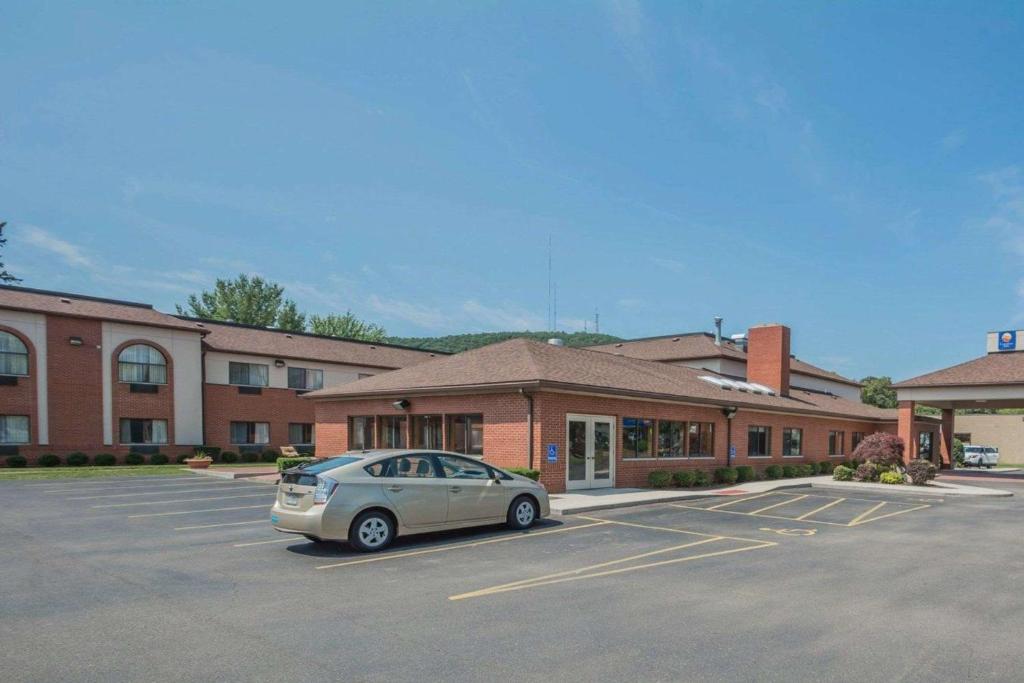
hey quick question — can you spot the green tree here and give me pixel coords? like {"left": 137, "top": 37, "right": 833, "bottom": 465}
{"left": 860, "top": 375, "right": 897, "bottom": 409}
{"left": 177, "top": 275, "right": 303, "bottom": 329}
{"left": 0, "top": 222, "right": 21, "bottom": 283}
{"left": 309, "top": 312, "right": 387, "bottom": 342}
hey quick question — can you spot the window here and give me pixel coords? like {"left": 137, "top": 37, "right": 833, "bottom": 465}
{"left": 228, "top": 362, "right": 269, "bottom": 387}
{"left": 447, "top": 414, "right": 483, "bottom": 455}
{"left": 117, "top": 344, "right": 167, "bottom": 384}
{"left": 828, "top": 430, "right": 845, "bottom": 456}
{"left": 386, "top": 454, "right": 437, "bottom": 478}
{"left": 119, "top": 418, "right": 168, "bottom": 444}
{"left": 852, "top": 432, "right": 865, "bottom": 451}
{"left": 411, "top": 415, "right": 443, "bottom": 450}
{"left": 657, "top": 420, "right": 685, "bottom": 457}
{"left": 0, "top": 332, "right": 29, "bottom": 376}
{"left": 748, "top": 426, "right": 771, "bottom": 457}
{"left": 783, "top": 428, "right": 803, "bottom": 456}
{"left": 0, "top": 415, "right": 29, "bottom": 444}
{"left": 289, "top": 423, "right": 314, "bottom": 445}
{"left": 230, "top": 421, "right": 269, "bottom": 445}
{"left": 380, "top": 415, "right": 407, "bottom": 448}
{"left": 436, "top": 454, "right": 492, "bottom": 479}
{"left": 349, "top": 416, "right": 375, "bottom": 450}
{"left": 918, "top": 431, "right": 934, "bottom": 459}
{"left": 688, "top": 422, "right": 714, "bottom": 457}
{"left": 287, "top": 367, "right": 323, "bottom": 390}
{"left": 623, "top": 418, "right": 654, "bottom": 458}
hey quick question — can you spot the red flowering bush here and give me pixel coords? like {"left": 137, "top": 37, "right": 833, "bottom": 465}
{"left": 852, "top": 433, "right": 905, "bottom": 468}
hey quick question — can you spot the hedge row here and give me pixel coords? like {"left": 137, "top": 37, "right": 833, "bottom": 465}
{"left": 1, "top": 447, "right": 290, "bottom": 468}
{"left": 647, "top": 461, "right": 834, "bottom": 488}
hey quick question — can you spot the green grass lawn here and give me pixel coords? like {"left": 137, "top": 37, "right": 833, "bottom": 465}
{"left": 0, "top": 462, "right": 277, "bottom": 481}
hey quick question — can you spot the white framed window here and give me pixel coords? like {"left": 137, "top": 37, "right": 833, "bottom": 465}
{"left": 231, "top": 421, "right": 270, "bottom": 445}
{"left": 229, "top": 362, "right": 269, "bottom": 387}
{"left": 287, "top": 367, "right": 323, "bottom": 390}
{"left": 119, "top": 418, "right": 168, "bottom": 444}
{"left": 118, "top": 344, "right": 167, "bottom": 384}
{"left": 0, "top": 332, "right": 29, "bottom": 376}
{"left": 0, "top": 415, "right": 29, "bottom": 444}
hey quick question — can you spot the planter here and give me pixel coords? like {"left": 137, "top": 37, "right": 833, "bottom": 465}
{"left": 185, "top": 458, "right": 212, "bottom": 470}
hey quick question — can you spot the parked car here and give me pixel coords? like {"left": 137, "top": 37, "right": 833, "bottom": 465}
{"left": 270, "top": 449, "right": 550, "bottom": 551}
{"left": 962, "top": 445, "right": 999, "bottom": 468}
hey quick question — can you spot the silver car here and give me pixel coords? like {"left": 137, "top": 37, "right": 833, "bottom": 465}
{"left": 270, "top": 449, "right": 550, "bottom": 551}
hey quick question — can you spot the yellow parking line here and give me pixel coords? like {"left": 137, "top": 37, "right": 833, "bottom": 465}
{"left": 450, "top": 541, "right": 776, "bottom": 601}
{"left": 576, "top": 515, "right": 771, "bottom": 545}
{"left": 750, "top": 494, "right": 809, "bottom": 515}
{"left": 849, "top": 503, "right": 930, "bottom": 527}
{"left": 93, "top": 493, "right": 276, "bottom": 508}
{"left": 669, "top": 503, "right": 851, "bottom": 527}
{"left": 174, "top": 520, "right": 265, "bottom": 531}
{"left": 233, "top": 537, "right": 298, "bottom": 547}
{"left": 68, "top": 484, "right": 265, "bottom": 500}
{"left": 846, "top": 501, "right": 887, "bottom": 527}
{"left": 316, "top": 521, "right": 610, "bottom": 570}
{"left": 127, "top": 504, "right": 270, "bottom": 519}
{"left": 705, "top": 492, "right": 779, "bottom": 510}
{"left": 793, "top": 497, "right": 846, "bottom": 521}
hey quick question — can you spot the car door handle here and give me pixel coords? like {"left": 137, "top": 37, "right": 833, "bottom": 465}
{"left": 449, "top": 486, "right": 462, "bottom": 493}
{"left": 387, "top": 485, "right": 403, "bottom": 492}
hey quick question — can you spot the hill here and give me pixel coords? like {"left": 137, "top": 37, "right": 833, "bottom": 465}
{"left": 385, "top": 331, "right": 623, "bottom": 354}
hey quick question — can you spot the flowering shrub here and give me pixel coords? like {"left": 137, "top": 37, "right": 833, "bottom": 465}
{"left": 852, "top": 433, "right": 905, "bottom": 468}
{"left": 906, "top": 459, "right": 938, "bottom": 486}
{"left": 879, "top": 471, "right": 904, "bottom": 485}
{"left": 853, "top": 463, "right": 879, "bottom": 482}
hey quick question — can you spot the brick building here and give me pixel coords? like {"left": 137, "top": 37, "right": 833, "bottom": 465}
{"left": 0, "top": 286, "right": 439, "bottom": 463}
{"left": 308, "top": 324, "right": 943, "bottom": 493}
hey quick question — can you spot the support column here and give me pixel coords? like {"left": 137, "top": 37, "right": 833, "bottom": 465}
{"left": 939, "top": 408, "right": 954, "bottom": 469}
{"left": 897, "top": 401, "right": 916, "bottom": 465}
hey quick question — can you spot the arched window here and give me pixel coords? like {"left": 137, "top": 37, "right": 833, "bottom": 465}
{"left": 0, "top": 331, "right": 29, "bottom": 376}
{"left": 118, "top": 344, "right": 167, "bottom": 384}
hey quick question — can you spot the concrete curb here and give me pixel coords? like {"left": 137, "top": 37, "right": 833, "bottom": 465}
{"left": 185, "top": 468, "right": 278, "bottom": 480}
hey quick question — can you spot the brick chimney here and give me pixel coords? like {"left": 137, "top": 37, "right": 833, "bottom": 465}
{"left": 746, "top": 323, "right": 791, "bottom": 396}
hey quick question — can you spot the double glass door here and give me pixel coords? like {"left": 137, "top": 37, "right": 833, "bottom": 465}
{"left": 566, "top": 415, "right": 615, "bottom": 490}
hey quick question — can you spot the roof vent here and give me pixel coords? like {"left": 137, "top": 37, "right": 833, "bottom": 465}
{"left": 285, "top": 334, "right": 293, "bottom": 339}
{"left": 195, "top": 322, "right": 205, "bottom": 328}
{"left": 615, "top": 343, "right": 623, "bottom": 348}
{"left": 59, "top": 297, "right": 72, "bottom": 304}
{"left": 547, "top": 338, "right": 565, "bottom": 346}
{"left": 672, "top": 337, "right": 680, "bottom": 342}
{"left": 369, "top": 345, "right": 377, "bottom": 350}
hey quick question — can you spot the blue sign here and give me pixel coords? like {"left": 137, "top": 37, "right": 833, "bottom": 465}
{"left": 270, "top": 514, "right": 279, "bottom": 524}
{"left": 546, "top": 444, "right": 558, "bottom": 462}
{"left": 998, "top": 330, "right": 1017, "bottom": 351}
{"left": 729, "top": 445, "right": 737, "bottom": 458}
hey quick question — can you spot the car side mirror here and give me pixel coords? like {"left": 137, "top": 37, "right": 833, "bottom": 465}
{"left": 492, "top": 472, "right": 502, "bottom": 483}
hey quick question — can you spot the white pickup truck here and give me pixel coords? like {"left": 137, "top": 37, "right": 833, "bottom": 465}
{"left": 962, "top": 445, "right": 999, "bottom": 468}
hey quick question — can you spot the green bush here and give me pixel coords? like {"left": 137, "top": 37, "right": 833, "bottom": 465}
{"left": 853, "top": 463, "right": 879, "bottom": 482}
{"left": 735, "top": 465, "right": 756, "bottom": 483}
{"left": 261, "top": 450, "right": 279, "bottom": 463}
{"left": 713, "top": 467, "right": 738, "bottom": 485}
{"left": 806, "top": 462, "right": 820, "bottom": 475}
{"left": 124, "top": 453, "right": 145, "bottom": 465}
{"left": 795, "top": 464, "right": 814, "bottom": 477}
{"left": 277, "top": 456, "right": 316, "bottom": 472}
{"left": 692, "top": 470, "right": 710, "bottom": 487}
{"left": 782, "top": 465, "right": 798, "bottom": 478}
{"left": 879, "top": 471, "right": 904, "bottom": 485}
{"left": 818, "top": 461, "right": 834, "bottom": 474}
{"left": 38, "top": 453, "right": 61, "bottom": 467}
{"left": 507, "top": 467, "right": 540, "bottom": 481}
{"left": 6, "top": 455, "right": 27, "bottom": 468}
{"left": 176, "top": 453, "right": 191, "bottom": 464}
{"left": 149, "top": 453, "right": 169, "bottom": 465}
{"left": 764, "top": 464, "right": 783, "bottom": 480}
{"left": 832, "top": 465, "right": 854, "bottom": 481}
{"left": 906, "top": 459, "right": 938, "bottom": 486}
{"left": 66, "top": 452, "right": 89, "bottom": 467}
{"left": 953, "top": 438, "right": 965, "bottom": 468}
{"left": 672, "top": 470, "right": 696, "bottom": 487}
{"left": 94, "top": 453, "right": 117, "bottom": 466}
{"left": 241, "top": 450, "right": 260, "bottom": 463}
{"left": 197, "top": 446, "right": 221, "bottom": 461}
{"left": 648, "top": 470, "right": 671, "bottom": 488}
{"left": 219, "top": 451, "right": 238, "bottom": 464}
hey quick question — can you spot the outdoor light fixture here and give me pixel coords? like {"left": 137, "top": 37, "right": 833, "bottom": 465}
{"left": 392, "top": 399, "right": 410, "bottom": 410}
{"left": 274, "top": 359, "right": 286, "bottom": 368}
{"left": 68, "top": 336, "right": 83, "bottom": 346}
{"left": 722, "top": 406, "right": 738, "bottom": 419}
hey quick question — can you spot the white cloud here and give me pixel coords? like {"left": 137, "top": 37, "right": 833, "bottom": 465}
{"left": 941, "top": 129, "right": 966, "bottom": 151}
{"left": 368, "top": 295, "right": 449, "bottom": 330}
{"left": 462, "top": 300, "right": 545, "bottom": 331}
{"left": 20, "top": 225, "right": 94, "bottom": 269}
{"left": 977, "top": 166, "right": 1024, "bottom": 312}
{"left": 603, "top": 0, "right": 656, "bottom": 85}
{"left": 754, "top": 81, "right": 788, "bottom": 115}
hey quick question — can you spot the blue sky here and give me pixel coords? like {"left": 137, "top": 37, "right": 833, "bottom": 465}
{"left": 2, "top": 1, "right": 1022, "bottom": 381}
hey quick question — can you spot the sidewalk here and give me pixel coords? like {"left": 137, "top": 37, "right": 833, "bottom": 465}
{"left": 549, "top": 475, "right": 1011, "bottom": 515}
{"left": 188, "top": 465, "right": 279, "bottom": 481}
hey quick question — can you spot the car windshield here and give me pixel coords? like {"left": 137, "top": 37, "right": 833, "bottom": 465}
{"left": 295, "top": 456, "right": 363, "bottom": 474}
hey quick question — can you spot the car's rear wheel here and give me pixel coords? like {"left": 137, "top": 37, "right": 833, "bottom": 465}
{"left": 349, "top": 510, "right": 395, "bottom": 552}
{"left": 507, "top": 495, "right": 538, "bottom": 530}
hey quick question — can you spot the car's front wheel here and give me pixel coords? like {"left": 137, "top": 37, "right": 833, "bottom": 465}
{"left": 349, "top": 510, "right": 395, "bottom": 552}
{"left": 507, "top": 495, "right": 539, "bottom": 530}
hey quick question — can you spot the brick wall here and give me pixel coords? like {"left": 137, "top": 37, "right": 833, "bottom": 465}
{"left": 46, "top": 316, "right": 104, "bottom": 453}
{"left": 204, "top": 383, "right": 318, "bottom": 455}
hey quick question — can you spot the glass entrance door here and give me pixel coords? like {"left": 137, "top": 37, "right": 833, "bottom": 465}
{"left": 566, "top": 415, "right": 616, "bottom": 490}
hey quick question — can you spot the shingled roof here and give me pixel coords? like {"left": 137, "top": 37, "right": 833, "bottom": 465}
{"left": 0, "top": 285, "right": 201, "bottom": 332}
{"left": 176, "top": 317, "right": 443, "bottom": 369}
{"left": 307, "top": 338, "right": 894, "bottom": 421}
{"left": 586, "top": 332, "right": 862, "bottom": 387}
{"left": 894, "top": 352, "right": 1024, "bottom": 388}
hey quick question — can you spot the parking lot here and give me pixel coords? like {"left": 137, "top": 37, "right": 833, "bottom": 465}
{"left": 4, "top": 474, "right": 1024, "bottom": 682}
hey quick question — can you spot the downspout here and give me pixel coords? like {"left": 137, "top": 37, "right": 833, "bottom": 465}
{"left": 520, "top": 388, "right": 534, "bottom": 469}
{"left": 200, "top": 346, "right": 207, "bottom": 450}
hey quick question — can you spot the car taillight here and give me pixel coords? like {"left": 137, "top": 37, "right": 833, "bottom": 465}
{"left": 313, "top": 476, "right": 339, "bottom": 505}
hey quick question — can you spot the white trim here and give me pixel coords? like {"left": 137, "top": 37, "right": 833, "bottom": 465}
{"left": 783, "top": 455, "right": 804, "bottom": 458}
{"left": 102, "top": 324, "right": 113, "bottom": 445}
{"left": 747, "top": 456, "right": 770, "bottom": 459}
{"left": 565, "top": 413, "right": 616, "bottom": 491}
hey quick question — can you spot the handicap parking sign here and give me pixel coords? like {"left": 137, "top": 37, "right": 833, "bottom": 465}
{"left": 547, "top": 444, "right": 558, "bottom": 462}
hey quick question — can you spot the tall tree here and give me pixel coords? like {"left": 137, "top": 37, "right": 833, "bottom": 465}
{"left": 309, "top": 312, "right": 387, "bottom": 341}
{"left": 860, "top": 375, "right": 898, "bottom": 409}
{"left": 0, "top": 222, "right": 21, "bottom": 283}
{"left": 177, "top": 274, "right": 303, "bottom": 329}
